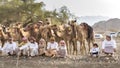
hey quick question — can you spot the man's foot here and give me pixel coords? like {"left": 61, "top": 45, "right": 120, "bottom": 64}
{"left": 51, "top": 54, "right": 56, "bottom": 58}
{"left": 8, "top": 52, "right": 12, "bottom": 56}
{"left": 108, "top": 54, "right": 113, "bottom": 57}
{"left": 29, "top": 56, "right": 32, "bottom": 59}
{"left": 40, "top": 53, "right": 45, "bottom": 56}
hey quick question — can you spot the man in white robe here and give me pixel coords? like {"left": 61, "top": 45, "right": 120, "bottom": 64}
{"left": 2, "top": 38, "right": 18, "bottom": 56}
{"left": 102, "top": 35, "right": 116, "bottom": 55}
{"left": 45, "top": 37, "right": 58, "bottom": 57}
{"left": 19, "top": 37, "right": 30, "bottom": 56}
{"left": 19, "top": 37, "right": 38, "bottom": 57}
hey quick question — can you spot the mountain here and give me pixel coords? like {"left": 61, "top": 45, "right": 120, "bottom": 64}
{"left": 77, "top": 16, "right": 110, "bottom": 26}
{"left": 92, "top": 18, "right": 120, "bottom": 32}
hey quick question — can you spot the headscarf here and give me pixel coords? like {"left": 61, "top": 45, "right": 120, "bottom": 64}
{"left": 59, "top": 40, "right": 66, "bottom": 46}
{"left": 22, "top": 37, "right": 27, "bottom": 41}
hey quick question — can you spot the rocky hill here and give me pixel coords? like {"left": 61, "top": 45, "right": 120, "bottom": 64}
{"left": 92, "top": 18, "right": 120, "bottom": 32}
{"left": 77, "top": 16, "right": 110, "bottom": 26}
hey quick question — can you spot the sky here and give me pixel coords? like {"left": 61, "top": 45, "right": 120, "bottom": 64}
{"left": 35, "top": 0, "right": 120, "bottom": 25}
{"left": 36, "top": 0, "right": 120, "bottom": 18}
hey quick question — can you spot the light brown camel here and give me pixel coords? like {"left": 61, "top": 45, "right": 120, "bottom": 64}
{"left": 50, "top": 24, "right": 63, "bottom": 42}
{"left": 50, "top": 21, "right": 78, "bottom": 55}
{"left": 68, "top": 21, "right": 78, "bottom": 55}
{"left": 40, "top": 24, "right": 53, "bottom": 43}
{"left": 0, "top": 27, "right": 6, "bottom": 47}
{"left": 9, "top": 26, "right": 24, "bottom": 43}
{"left": 20, "top": 28, "right": 30, "bottom": 39}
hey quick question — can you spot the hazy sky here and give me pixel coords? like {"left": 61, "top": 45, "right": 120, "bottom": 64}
{"left": 36, "top": 0, "right": 120, "bottom": 18}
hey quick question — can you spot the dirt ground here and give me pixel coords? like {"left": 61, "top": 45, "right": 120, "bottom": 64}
{"left": 0, "top": 39, "right": 120, "bottom": 68}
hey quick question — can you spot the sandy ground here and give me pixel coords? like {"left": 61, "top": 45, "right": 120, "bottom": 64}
{"left": 0, "top": 39, "right": 120, "bottom": 68}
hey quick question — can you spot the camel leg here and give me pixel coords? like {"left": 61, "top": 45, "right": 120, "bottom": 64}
{"left": 87, "top": 40, "right": 91, "bottom": 53}
{"left": 83, "top": 41, "right": 86, "bottom": 55}
{"left": 74, "top": 41, "right": 78, "bottom": 55}
{"left": 80, "top": 41, "right": 84, "bottom": 55}
{"left": 92, "top": 39, "right": 94, "bottom": 45}
{"left": 72, "top": 41, "right": 75, "bottom": 55}
{"left": 69, "top": 41, "right": 72, "bottom": 55}
{"left": 75, "top": 42, "right": 78, "bottom": 55}
{"left": 72, "top": 40, "right": 77, "bottom": 55}
{"left": 65, "top": 40, "right": 69, "bottom": 55}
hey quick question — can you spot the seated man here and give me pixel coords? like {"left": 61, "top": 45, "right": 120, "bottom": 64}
{"left": 38, "top": 38, "right": 46, "bottom": 55}
{"left": 58, "top": 40, "right": 67, "bottom": 58}
{"left": 19, "top": 37, "right": 38, "bottom": 57}
{"left": 102, "top": 35, "right": 116, "bottom": 56}
{"left": 28, "top": 37, "right": 38, "bottom": 57}
{"left": 2, "top": 38, "right": 18, "bottom": 56}
{"left": 19, "top": 37, "right": 29, "bottom": 56}
{"left": 45, "top": 37, "right": 58, "bottom": 57}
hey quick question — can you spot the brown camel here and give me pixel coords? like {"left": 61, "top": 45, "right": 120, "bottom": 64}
{"left": 23, "top": 23, "right": 41, "bottom": 43}
{"left": 76, "top": 25, "right": 87, "bottom": 55}
{"left": 79, "top": 23, "right": 95, "bottom": 53}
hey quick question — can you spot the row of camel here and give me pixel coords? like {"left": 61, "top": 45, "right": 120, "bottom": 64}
{"left": 0, "top": 20, "right": 94, "bottom": 55}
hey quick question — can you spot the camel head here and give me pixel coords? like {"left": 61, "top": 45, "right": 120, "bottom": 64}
{"left": 64, "top": 25, "right": 72, "bottom": 35}
{"left": 33, "top": 23, "right": 40, "bottom": 33}
{"left": 45, "top": 18, "right": 51, "bottom": 25}
{"left": 80, "top": 22, "right": 89, "bottom": 30}
{"left": 15, "top": 22, "right": 22, "bottom": 28}
{"left": 68, "top": 20, "right": 77, "bottom": 26}
{"left": 33, "top": 24, "right": 39, "bottom": 29}
{"left": 50, "top": 24, "right": 64, "bottom": 37}
{"left": 51, "top": 24, "right": 59, "bottom": 31}
{"left": 24, "top": 23, "right": 33, "bottom": 31}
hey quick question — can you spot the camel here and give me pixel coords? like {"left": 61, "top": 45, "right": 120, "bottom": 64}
{"left": 79, "top": 23, "right": 95, "bottom": 53}
{"left": 31, "top": 23, "right": 41, "bottom": 42}
{"left": 50, "top": 24, "right": 63, "bottom": 42}
{"left": 63, "top": 25, "right": 73, "bottom": 55}
{"left": 23, "top": 23, "right": 41, "bottom": 43}
{"left": 9, "top": 26, "right": 24, "bottom": 43}
{"left": 50, "top": 21, "right": 78, "bottom": 55}
{"left": 0, "top": 27, "right": 6, "bottom": 47}
{"left": 39, "top": 24, "right": 53, "bottom": 43}
{"left": 48, "top": 24, "right": 71, "bottom": 53}
{"left": 67, "top": 21, "right": 78, "bottom": 55}
{"left": 20, "top": 28, "right": 30, "bottom": 39}
{"left": 76, "top": 25, "right": 87, "bottom": 55}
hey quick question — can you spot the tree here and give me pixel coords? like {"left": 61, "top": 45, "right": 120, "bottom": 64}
{"left": 58, "top": 6, "right": 70, "bottom": 24}
{"left": 0, "top": 1, "right": 75, "bottom": 26}
{"left": 0, "top": 0, "right": 46, "bottom": 26}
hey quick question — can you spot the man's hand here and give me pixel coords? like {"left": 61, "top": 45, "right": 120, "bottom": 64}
{"left": 102, "top": 49, "right": 105, "bottom": 53}
{"left": 114, "top": 48, "right": 116, "bottom": 52}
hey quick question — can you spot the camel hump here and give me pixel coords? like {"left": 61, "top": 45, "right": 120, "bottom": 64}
{"left": 87, "top": 25, "right": 94, "bottom": 39}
